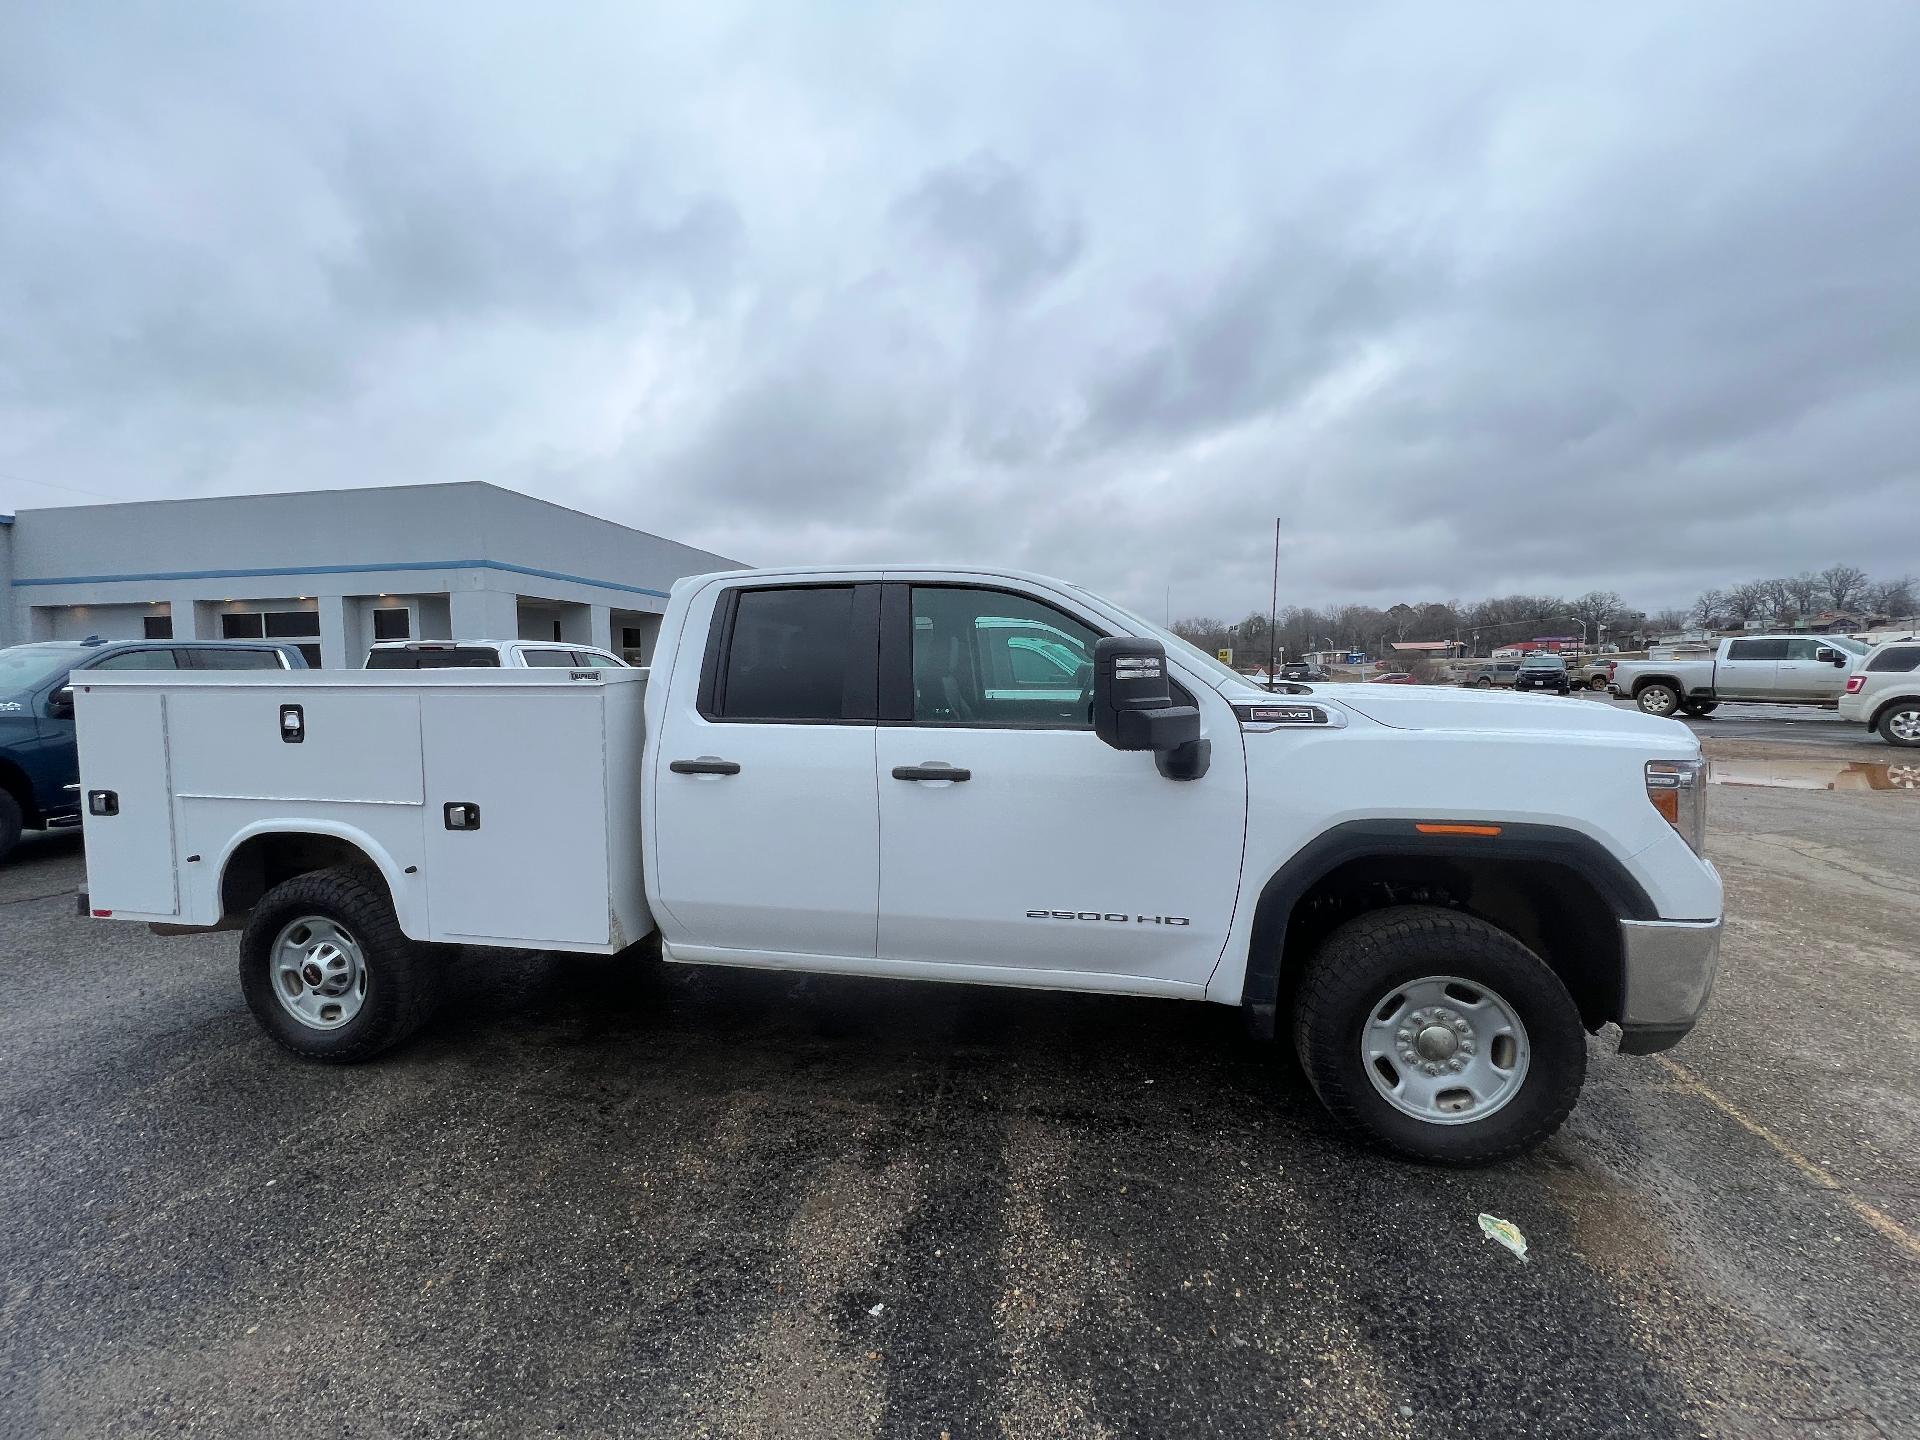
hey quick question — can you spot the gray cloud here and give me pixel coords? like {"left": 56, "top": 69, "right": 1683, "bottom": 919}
{"left": 2, "top": 0, "right": 1918, "bottom": 618}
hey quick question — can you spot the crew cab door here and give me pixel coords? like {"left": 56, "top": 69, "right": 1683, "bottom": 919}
{"left": 649, "top": 581, "right": 882, "bottom": 961}
{"left": 1776, "top": 638, "right": 1848, "bottom": 700}
{"left": 872, "top": 581, "right": 1246, "bottom": 989}
{"left": 1715, "top": 638, "right": 1785, "bottom": 698}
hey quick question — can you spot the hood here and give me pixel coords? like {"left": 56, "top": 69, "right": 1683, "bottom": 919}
{"left": 1309, "top": 682, "right": 1691, "bottom": 742}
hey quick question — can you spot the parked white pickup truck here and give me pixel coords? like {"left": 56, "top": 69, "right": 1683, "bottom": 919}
{"left": 73, "top": 565, "right": 1723, "bottom": 1164}
{"left": 1610, "top": 634, "right": 1867, "bottom": 716}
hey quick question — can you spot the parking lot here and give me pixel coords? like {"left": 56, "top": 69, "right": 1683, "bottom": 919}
{"left": 2, "top": 738, "right": 1916, "bottom": 1440}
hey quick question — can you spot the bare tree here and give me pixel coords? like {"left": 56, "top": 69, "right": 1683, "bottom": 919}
{"left": 1651, "top": 607, "right": 1691, "bottom": 634}
{"left": 1723, "top": 581, "right": 1772, "bottom": 624}
{"left": 1691, "top": 589, "right": 1726, "bottom": 629}
{"left": 1867, "top": 576, "right": 1916, "bottom": 619}
{"left": 1569, "top": 589, "right": 1623, "bottom": 645}
{"left": 1821, "top": 564, "right": 1870, "bottom": 612}
{"left": 1782, "top": 572, "right": 1823, "bottom": 616}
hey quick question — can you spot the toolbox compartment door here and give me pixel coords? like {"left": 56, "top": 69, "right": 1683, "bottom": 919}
{"left": 75, "top": 687, "right": 180, "bottom": 918}
{"left": 419, "top": 689, "right": 613, "bottom": 948}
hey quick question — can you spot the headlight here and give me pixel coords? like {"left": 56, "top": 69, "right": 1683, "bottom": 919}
{"left": 1645, "top": 758, "right": 1708, "bottom": 854}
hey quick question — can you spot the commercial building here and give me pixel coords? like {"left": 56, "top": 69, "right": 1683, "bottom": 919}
{"left": 0, "top": 483, "right": 743, "bottom": 668}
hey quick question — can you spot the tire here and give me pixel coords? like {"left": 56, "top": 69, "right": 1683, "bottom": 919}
{"left": 1292, "top": 905, "right": 1586, "bottom": 1165}
{"left": 1678, "top": 700, "right": 1719, "bottom": 718}
{"left": 1590, "top": 676, "right": 1610, "bottom": 691}
{"left": 0, "top": 790, "right": 22, "bottom": 864}
{"left": 1474, "top": 677, "right": 1493, "bottom": 688}
{"left": 238, "top": 866, "right": 443, "bottom": 1062}
{"left": 1636, "top": 683, "right": 1680, "bottom": 717}
{"left": 1878, "top": 701, "right": 1920, "bottom": 748}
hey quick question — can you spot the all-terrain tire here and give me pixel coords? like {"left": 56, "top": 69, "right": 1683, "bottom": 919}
{"left": 239, "top": 866, "right": 443, "bottom": 1062}
{"left": 1292, "top": 905, "right": 1586, "bottom": 1165}
{"left": 1636, "top": 682, "right": 1680, "bottom": 716}
{"left": 0, "top": 789, "right": 22, "bottom": 864}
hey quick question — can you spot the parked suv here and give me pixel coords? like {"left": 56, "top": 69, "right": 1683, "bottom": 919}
{"left": 1839, "top": 640, "right": 1920, "bottom": 746}
{"left": 1464, "top": 661, "right": 1521, "bottom": 688}
{"left": 0, "top": 638, "right": 306, "bottom": 862}
{"left": 365, "top": 640, "right": 630, "bottom": 669}
{"left": 1514, "top": 654, "right": 1572, "bottom": 695}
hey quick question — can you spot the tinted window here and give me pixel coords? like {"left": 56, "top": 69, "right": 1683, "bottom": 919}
{"left": 264, "top": 610, "right": 319, "bottom": 639}
{"left": 367, "top": 647, "right": 500, "bottom": 669}
{"left": 523, "top": 648, "right": 577, "bottom": 668}
{"left": 1726, "top": 639, "right": 1787, "bottom": 661}
{"left": 192, "top": 648, "right": 284, "bottom": 670}
{"left": 569, "top": 650, "right": 624, "bottom": 668}
{"left": 911, "top": 586, "right": 1098, "bottom": 727}
{"left": 1784, "top": 639, "right": 1823, "bottom": 660}
{"left": 90, "top": 649, "right": 180, "bottom": 671}
{"left": 1866, "top": 646, "right": 1920, "bottom": 674}
{"left": 719, "top": 587, "right": 858, "bottom": 721}
{"left": 143, "top": 615, "right": 173, "bottom": 639}
{"left": 372, "top": 608, "right": 411, "bottom": 640}
{"left": 221, "top": 613, "right": 266, "bottom": 639}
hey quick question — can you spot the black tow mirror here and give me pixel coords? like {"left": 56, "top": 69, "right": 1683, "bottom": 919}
{"left": 47, "top": 686, "right": 75, "bottom": 720}
{"left": 1092, "top": 637, "right": 1202, "bottom": 756}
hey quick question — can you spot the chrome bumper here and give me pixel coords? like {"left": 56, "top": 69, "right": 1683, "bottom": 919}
{"left": 1616, "top": 917, "right": 1722, "bottom": 1054}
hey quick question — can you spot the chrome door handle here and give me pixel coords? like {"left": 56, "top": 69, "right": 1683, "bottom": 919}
{"left": 891, "top": 764, "right": 971, "bottom": 782}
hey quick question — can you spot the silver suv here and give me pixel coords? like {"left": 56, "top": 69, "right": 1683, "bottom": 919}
{"left": 1839, "top": 641, "right": 1920, "bottom": 746}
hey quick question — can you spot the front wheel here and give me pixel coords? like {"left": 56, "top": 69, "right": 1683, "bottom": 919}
{"left": 1678, "top": 700, "right": 1719, "bottom": 717}
{"left": 239, "top": 866, "right": 443, "bottom": 1062}
{"left": 1292, "top": 906, "right": 1586, "bottom": 1164}
{"left": 1636, "top": 683, "right": 1680, "bottom": 716}
{"left": 1879, "top": 702, "right": 1920, "bottom": 747}
{"left": 1474, "top": 677, "right": 1493, "bottom": 688}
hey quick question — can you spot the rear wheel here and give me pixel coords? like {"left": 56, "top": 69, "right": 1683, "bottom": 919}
{"left": 1678, "top": 700, "right": 1719, "bottom": 717}
{"left": 1474, "top": 677, "right": 1493, "bottom": 688}
{"left": 1292, "top": 906, "right": 1586, "bottom": 1164}
{"left": 1878, "top": 702, "right": 1920, "bottom": 747}
{"left": 1636, "top": 683, "right": 1679, "bottom": 717}
{"left": 239, "top": 866, "right": 443, "bottom": 1062}
{"left": 0, "top": 790, "right": 22, "bottom": 863}
{"left": 1590, "top": 676, "right": 1610, "bottom": 691}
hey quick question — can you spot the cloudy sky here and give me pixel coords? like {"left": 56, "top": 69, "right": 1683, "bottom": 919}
{"left": 3, "top": 1, "right": 1916, "bottom": 619}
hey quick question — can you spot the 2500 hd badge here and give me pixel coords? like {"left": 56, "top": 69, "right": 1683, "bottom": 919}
{"left": 1027, "top": 910, "right": 1191, "bottom": 925}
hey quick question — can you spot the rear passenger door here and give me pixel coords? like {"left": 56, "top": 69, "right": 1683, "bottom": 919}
{"left": 649, "top": 582, "right": 882, "bottom": 961}
{"left": 1717, "top": 639, "right": 1785, "bottom": 699}
{"left": 186, "top": 647, "right": 287, "bottom": 670}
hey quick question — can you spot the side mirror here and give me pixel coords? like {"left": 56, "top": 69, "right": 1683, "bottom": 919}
{"left": 47, "top": 686, "right": 75, "bottom": 720}
{"left": 1092, "top": 637, "right": 1200, "bottom": 754}
{"left": 1816, "top": 648, "right": 1844, "bottom": 667}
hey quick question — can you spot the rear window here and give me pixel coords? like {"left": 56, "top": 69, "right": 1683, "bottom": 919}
{"left": 1726, "top": 639, "right": 1788, "bottom": 661}
{"left": 366, "top": 647, "right": 500, "bottom": 669}
{"left": 192, "top": 648, "right": 285, "bottom": 670}
{"left": 1866, "top": 646, "right": 1920, "bottom": 674}
{"left": 715, "top": 586, "right": 859, "bottom": 722}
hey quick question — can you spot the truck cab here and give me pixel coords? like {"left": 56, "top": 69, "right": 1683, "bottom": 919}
{"left": 74, "top": 565, "right": 1724, "bottom": 1164}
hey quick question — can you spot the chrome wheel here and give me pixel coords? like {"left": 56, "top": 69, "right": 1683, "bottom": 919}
{"left": 1361, "top": 975, "right": 1530, "bottom": 1125}
{"left": 270, "top": 915, "right": 369, "bottom": 1031}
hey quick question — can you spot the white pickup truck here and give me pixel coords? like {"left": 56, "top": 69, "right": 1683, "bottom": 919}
{"left": 1610, "top": 634, "right": 1867, "bottom": 716}
{"left": 73, "top": 565, "right": 1723, "bottom": 1164}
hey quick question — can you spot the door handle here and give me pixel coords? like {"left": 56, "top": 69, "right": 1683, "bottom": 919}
{"left": 670, "top": 757, "right": 742, "bottom": 776}
{"left": 891, "top": 764, "right": 971, "bottom": 782}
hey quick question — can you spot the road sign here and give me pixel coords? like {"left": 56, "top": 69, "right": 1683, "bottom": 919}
{"left": 1217, "top": 648, "right": 1233, "bottom": 664}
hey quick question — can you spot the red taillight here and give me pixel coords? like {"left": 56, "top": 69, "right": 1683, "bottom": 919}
{"left": 1606, "top": 661, "right": 1617, "bottom": 677}
{"left": 91, "top": 908, "right": 113, "bottom": 918}
{"left": 1845, "top": 675, "right": 1865, "bottom": 693}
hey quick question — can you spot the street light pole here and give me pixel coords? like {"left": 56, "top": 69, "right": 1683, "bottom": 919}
{"left": 1267, "top": 517, "right": 1280, "bottom": 688}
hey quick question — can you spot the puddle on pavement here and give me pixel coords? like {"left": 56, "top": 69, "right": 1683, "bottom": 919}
{"left": 1709, "top": 757, "right": 1920, "bottom": 792}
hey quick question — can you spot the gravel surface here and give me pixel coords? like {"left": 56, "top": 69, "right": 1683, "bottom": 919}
{"left": 2, "top": 767, "right": 1915, "bottom": 1439}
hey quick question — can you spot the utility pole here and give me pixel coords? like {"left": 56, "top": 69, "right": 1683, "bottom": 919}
{"left": 1267, "top": 517, "right": 1281, "bottom": 688}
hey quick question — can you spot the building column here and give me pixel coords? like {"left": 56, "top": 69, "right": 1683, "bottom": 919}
{"left": 449, "top": 588, "right": 520, "bottom": 640}
{"left": 316, "top": 594, "right": 352, "bottom": 670}
{"left": 588, "top": 604, "right": 612, "bottom": 652}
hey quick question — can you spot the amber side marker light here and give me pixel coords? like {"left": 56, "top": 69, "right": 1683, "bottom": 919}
{"left": 1414, "top": 823, "right": 1503, "bottom": 837}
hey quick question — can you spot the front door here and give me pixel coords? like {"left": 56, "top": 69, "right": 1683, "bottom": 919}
{"left": 650, "top": 582, "right": 882, "bottom": 961}
{"left": 1775, "top": 638, "right": 1843, "bottom": 701}
{"left": 874, "top": 583, "right": 1246, "bottom": 990}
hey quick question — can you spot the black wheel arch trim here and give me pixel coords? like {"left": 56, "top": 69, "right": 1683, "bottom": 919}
{"left": 1239, "top": 819, "right": 1658, "bottom": 1017}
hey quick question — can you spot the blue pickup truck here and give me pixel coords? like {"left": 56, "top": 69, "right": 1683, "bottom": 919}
{"left": 0, "top": 638, "right": 307, "bottom": 862}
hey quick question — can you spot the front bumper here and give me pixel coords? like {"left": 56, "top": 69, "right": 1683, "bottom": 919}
{"left": 1616, "top": 917, "right": 1722, "bottom": 1054}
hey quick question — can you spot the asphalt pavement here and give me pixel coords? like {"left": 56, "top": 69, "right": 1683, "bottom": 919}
{"left": 1590, "top": 694, "right": 1886, "bottom": 749}
{"left": 2, "top": 771, "right": 1916, "bottom": 1439}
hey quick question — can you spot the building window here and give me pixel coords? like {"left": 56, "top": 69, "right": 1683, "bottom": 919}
{"left": 144, "top": 615, "right": 173, "bottom": 639}
{"left": 372, "top": 607, "right": 410, "bottom": 640}
{"left": 264, "top": 610, "right": 320, "bottom": 639}
{"left": 622, "top": 627, "right": 643, "bottom": 650}
{"left": 221, "top": 613, "right": 265, "bottom": 639}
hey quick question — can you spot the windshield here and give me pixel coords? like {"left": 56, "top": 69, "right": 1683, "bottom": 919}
{"left": 0, "top": 644, "right": 78, "bottom": 697}
{"left": 1521, "top": 654, "right": 1566, "bottom": 668}
{"left": 1826, "top": 635, "right": 1869, "bottom": 656}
